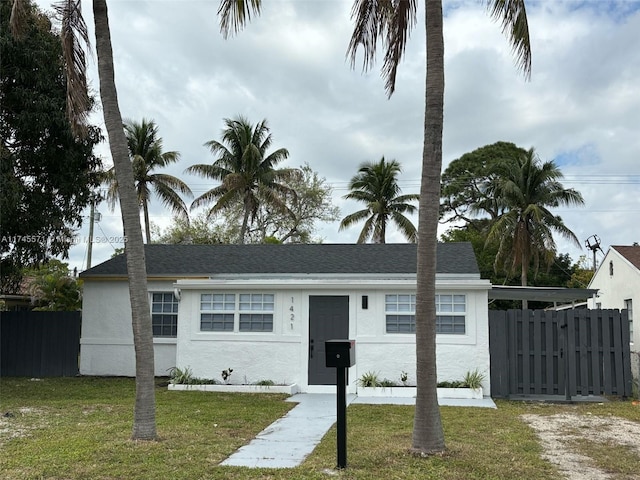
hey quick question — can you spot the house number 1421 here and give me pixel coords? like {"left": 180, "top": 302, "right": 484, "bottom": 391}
{"left": 290, "top": 297, "right": 295, "bottom": 329}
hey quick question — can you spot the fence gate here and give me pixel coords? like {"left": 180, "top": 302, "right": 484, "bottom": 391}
{"left": 489, "top": 309, "right": 632, "bottom": 399}
{"left": 0, "top": 310, "right": 81, "bottom": 377}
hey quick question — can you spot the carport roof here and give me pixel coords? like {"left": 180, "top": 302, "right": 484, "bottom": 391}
{"left": 80, "top": 242, "right": 480, "bottom": 277}
{"left": 489, "top": 286, "right": 598, "bottom": 303}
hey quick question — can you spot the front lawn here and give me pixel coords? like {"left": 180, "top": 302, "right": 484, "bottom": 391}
{"left": 1, "top": 377, "right": 639, "bottom": 479}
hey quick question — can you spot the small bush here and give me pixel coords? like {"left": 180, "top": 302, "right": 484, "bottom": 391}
{"left": 168, "top": 366, "right": 218, "bottom": 385}
{"left": 437, "top": 369, "right": 486, "bottom": 389}
{"left": 358, "top": 371, "right": 381, "bottom": 387}
{"left": 437, "top": 380, "right": 465, "bottom": 388}
{"left": 463, "top": 369, "right": 486, "bottom": 389}
{"left": 254, "top": 379, "right": 276, "bottom": 386}
{"left": 379, "top": 378, "right": 398, "bottom": 387}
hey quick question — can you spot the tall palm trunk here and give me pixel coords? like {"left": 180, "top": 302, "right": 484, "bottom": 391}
{"left": 412, "top": 0, "right": 445, "bottom": 453}
{"left": 93, "top": 0, "right": 156, "bottom": 441}
{"left": 239, "top": 195, "right": 251, "bottom": 244}
{"left": 143, "top": 201, "right": 151, "bottom": 243}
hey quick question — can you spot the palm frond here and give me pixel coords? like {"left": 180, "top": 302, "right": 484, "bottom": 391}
{"left": 54, "top": 0, "right": 91, "bottom": 137}
{"left": 185, "top": 163, "right": 230, "bottom": 181}
{"left": 150, "top": 174, "right": 193, "bottom": 197}
{"left": 101, "top": 167, "right": 120, "bottom": 212}
{"left": 486, "top": 0, "right": 532, "bottom": 79}
{"left": 190, "top": 185, "right": 229, "bottom": 211}
{"left": 391, "top": 212, "right": 417, "bottom": 242}
{"left": 357, "top": 216, "right": 376, "bottom": 243}
{"left": 153, "top": 182, "right": 190, "bottom": 220}
{"left": 382, "top": 0, "right": 417, "bottom": 96}
{"left": 347, "top": 0, "right": 417, "bottom": 97}
{"left": 347, "top": 0, "right": 390, "bottom": 73}
{"left": 339, "top": 209, "right": 372, "bottom": 230}
{"left": 218, "top": 0, "right": 262, "bottom": 39}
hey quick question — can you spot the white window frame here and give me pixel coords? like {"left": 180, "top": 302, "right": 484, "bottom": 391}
{"left": 150, "top": 292, "right": 179, "bottom": 338}
{"left": 435, "top": 294, "right": 467, "bottom": 334}
{"left": 200, "top": 292, "right": 274, "bottom": 332}
{"left": 384, "top": 293, "right": 467, "bottom": 335}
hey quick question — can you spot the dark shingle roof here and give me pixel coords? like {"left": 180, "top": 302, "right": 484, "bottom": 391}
{"left": 80, "top": 243, "right": 479, "bottom": 278}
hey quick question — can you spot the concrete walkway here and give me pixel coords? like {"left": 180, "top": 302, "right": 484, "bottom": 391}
{"left": 220, "top": 393, "right": 496, "bottom": 468}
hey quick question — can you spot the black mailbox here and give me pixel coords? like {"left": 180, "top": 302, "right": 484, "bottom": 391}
{"left": 325, "top": 339, "right": 356, "bottom": 368}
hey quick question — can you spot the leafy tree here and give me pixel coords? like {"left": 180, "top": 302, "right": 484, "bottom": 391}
{"left": 440, "top": 142, "right": 527, "bottom": 226}
{"left": 103, "top": 118, "right": 192, "bottom": 243}
{"left": 488, "top": 148, "right": 584, "bottom": 307}
{"left": 567, "top": 255, "right": 594, "bottom": 289}
{"left": 156, "top": 213, "right": 232, "bottom": 245}
{"left": 1, "top": 0, "right": 102, "bottom": 293}
{"left": 339, "top": 157, "right": 418, "bottom": 243}
{"left": 25, "top": 260, "right": 82, "bottom": 311}
{"left": 442, "top": 225, "right": 582, "bottom": 309}
{"left": 186, "top": 115, "right": 296, "bottom": 244}
{"left": 345, "top": 0, "right": 532, "bottom": 453}
{"left": 219, "top": 163, "right": 340, "bottom": 243}
{"left": 11, "top": 0, "right": 159, "bottom": 440}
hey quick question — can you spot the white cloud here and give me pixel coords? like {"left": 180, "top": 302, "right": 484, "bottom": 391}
{"left": 30, "top": 0, "right": 638, "bottom": 273}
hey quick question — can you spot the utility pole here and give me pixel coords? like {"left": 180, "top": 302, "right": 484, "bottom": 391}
{"left": 87, "top": 201, "right": 95, "bottom": 269}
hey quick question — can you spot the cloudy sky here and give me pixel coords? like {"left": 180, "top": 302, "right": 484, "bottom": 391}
{"left": 37, "top": 0, "right": 640, "bottom": 274}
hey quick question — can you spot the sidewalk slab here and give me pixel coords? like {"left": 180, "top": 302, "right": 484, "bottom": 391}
{"left": 220, "top": 393, "right": 355, "bottom": 468}
{"left": 220, "top": 393, "right": 495, "bottom": 468}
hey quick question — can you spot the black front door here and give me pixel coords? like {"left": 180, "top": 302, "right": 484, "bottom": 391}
{"left": 308, "top": 295, "right": 349, "bottom": 385}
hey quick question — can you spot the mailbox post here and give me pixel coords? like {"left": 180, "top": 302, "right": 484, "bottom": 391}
{"left": 325, "top": 339, "right": 355, "bottom": 469}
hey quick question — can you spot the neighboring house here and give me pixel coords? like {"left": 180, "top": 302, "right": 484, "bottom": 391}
{"left": 587, "top": 245, "right": 639, "bottom": 380}
{"left": 80, "top": 243, "right": 492, "bottom": 394}
{"left": 0, "top": 277, "right": 35, "bottom": 311}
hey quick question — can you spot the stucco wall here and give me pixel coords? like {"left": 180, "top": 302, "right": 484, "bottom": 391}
{"left": 80, "top": 280, "right": 177, "bottom": 376}
{"left": 81, "top": 276, "right": 491, "bottom": 394}
{"left": 352, "top": 288, "right": 490, "bottom": 393}
{"left": 174, "top": 282, "right": 491, "bottom": 394}
{"left": 587, "top": 249, "right": 639, "bottom": 384}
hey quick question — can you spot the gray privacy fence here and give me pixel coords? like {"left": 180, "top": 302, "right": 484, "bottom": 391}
{"left": 0, "top": 310, "right": 81, "bottom": 377}
{"left": 490, "top": 309, "right": 632, "bottom": 399}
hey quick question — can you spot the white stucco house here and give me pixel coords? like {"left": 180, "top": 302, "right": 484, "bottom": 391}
{"left": 587, "top": 245, "right": 640, "bottom": 379}
{"left": 79, "top": 243, "right": 492, "bottom": 394}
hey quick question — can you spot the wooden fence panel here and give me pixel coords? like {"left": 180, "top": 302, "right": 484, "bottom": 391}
{"left": 489, "top": 309, "right": 632, "bottom": 399}
{"left": 0, "top": 311, "right": 81, "bottom": 377}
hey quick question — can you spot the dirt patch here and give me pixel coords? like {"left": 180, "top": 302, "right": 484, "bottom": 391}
{"left": 521, "top": 412, "right": 640, "bottom": 480}
{"left": 0, "top": 408, "right": 46, "bottom": 447}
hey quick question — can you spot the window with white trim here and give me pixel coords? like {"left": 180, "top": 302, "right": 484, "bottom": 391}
{"left": 435, "top": 294, "right": 466, "bottom": 334}
{"left": 151, "top": 292, "right": 178, "bottom": 337}
{"left": 200, "top": 293, "right": 274, "bottom": 332}
{"left": 385, "top": 294, "right": 466, "bottom": 334}
{"left": 385, "top": 294, "right": 416, "bottom": 333}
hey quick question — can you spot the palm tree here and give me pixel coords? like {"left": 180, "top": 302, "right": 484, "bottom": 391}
{"left": 10, "top": 0, "right": 158, "bottom": 440}
{"left": 215, "top": 0, "right": 531, "bottom": 456}
{"left": 488, "top": 148, "right": 584, "bottom": 308}
{"left": 104, "top": 118, "right": 193, "bottom": 243}
{"left": 186, "top": 115, "right": 295, "bottom": 244}
{"left": 344, "top": 0, "right": 532, "bottom": 454}
{"left": 339, "top": 157, "right": 418, "bottom": 243}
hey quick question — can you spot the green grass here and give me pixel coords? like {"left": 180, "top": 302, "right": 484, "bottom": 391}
{"left": 1, "top": 377, "right": 639, "bottom": 479}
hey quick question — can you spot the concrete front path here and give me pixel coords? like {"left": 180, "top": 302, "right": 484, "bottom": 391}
{"left": 220, "top": 393, "right": 496, "bottom": 468}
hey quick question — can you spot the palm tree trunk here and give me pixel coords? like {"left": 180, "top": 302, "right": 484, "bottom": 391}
{"left": 143, "top": 201, "right": 151, "bottom": 243}
{"left": 93, "top": 0, "right": 156, "bottom": 441}
{"left": 239, "top": 196, "right": 251, "bottom": 244}
{"left": 412, "top": 0, "right": 446, "bottom": 454}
